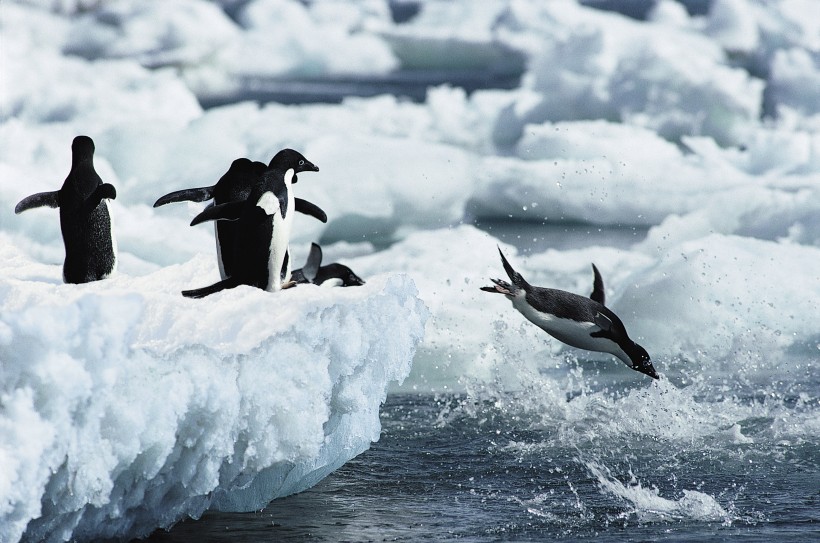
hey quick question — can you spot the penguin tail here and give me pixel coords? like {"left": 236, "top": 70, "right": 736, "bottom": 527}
{"left": 497, "top": 247, "right": 528, "bottom": 289}
{"left": 182, "top": 277, "right": 240, "bottom": 299}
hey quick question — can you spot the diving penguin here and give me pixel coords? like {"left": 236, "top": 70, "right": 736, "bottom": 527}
{"left": 153, "top": 155, "right": 326, "bottom": 279}
{"left": 481, "top": 248, "right": 658, "bottom": 379}
{"left": 182, "top": 150, "right": 319, "bottom": 298}
{"left": 14, "top": 135, "right": 117, "bottom": 284}
{"left": 291, "top": 243, "right": 365, "bottom": 287}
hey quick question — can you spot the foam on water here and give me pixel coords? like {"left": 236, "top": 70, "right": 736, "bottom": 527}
{"left": 585, "top": 461, "right": 730, "bottom": 523}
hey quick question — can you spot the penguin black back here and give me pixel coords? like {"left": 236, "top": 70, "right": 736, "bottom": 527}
{"left": 14, "top": 135, "right": 117, "bottom": 284}
{"left": 211, "top": 159, "right": 267, "bottom": 279}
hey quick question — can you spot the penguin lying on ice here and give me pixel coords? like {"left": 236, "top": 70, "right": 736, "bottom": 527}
{"left": 154, "top": 155, "right": 326, "bottom": 280}
{"left": 481, "top": 248, "right": 658, "bottom": 379}
{"left": 182, "top": 149, "right": 319, "bottom": 298}
{"left": 14, "top": 135, "right": 117, "bottom": 284}
{"left": 291, "top": 243, "right": 365, "bottom": 287}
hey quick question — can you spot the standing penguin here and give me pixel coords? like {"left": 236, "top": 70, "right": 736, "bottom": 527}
{"left": 182, "top": 149, "right": 319, "bottom": 298}
{"left": 14, "top": 135, "right": 117, "bottom": 284}
{"left": 291, "top": 243, "right": 365, "bottom": 287}
{"left": 481, "top": 248, "right": 658, "bottom": 379}
{"left": 153, "top": 155, "right": 327, "bottom": 279}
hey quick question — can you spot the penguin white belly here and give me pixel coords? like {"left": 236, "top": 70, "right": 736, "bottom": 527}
{"left": 256, "top": 190, "right": 294, "bottom": 292}
{"left": 511, "top": 295, "right": 630, "bottom": 362}
{"left": 214, "top": 222, "right": 227, "bottom": 280}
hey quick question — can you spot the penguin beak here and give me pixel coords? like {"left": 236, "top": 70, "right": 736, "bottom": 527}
{"left": 636, "top": 362, "right": 659, "bottom": 380}
{"left": 632, "top": 356, "right": 659, "bottom": 379}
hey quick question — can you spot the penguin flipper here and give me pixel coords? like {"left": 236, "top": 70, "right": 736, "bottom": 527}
{"left": 182, "top": 277, "right": 240, "bottom": 298}
{"left": 590, "top": 263, "right": 605, "bottom": 305}
{"left": 294, "top": 198, "right": 328, "bottom": 223}
{"left": 593, "top": 312, "right": 613, "bottom": 332}
{"left": 82, "top": 183, "right": 117, "bottom": 214}
{"left": 15, "top": 191, "right": 59, "bottom": 214}
{"left": 154, "top": 186, "right": 215, "bottom": 207}
{"left": 301, "top": 243, "right": 323, "bottom": 283}
{"left": 190, "top": 201, "right": 244, "bottom": 226}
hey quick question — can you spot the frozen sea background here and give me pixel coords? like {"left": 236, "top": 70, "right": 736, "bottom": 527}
{"left": 1, "top": 0, "right": 819, "bottom": 541}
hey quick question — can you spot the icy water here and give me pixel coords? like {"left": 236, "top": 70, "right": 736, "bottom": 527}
{"left": 144, "top": 223, "right": 819, "bottom": 542}
{"left": 146, "top": 387, "right": 819, "bottom": 542}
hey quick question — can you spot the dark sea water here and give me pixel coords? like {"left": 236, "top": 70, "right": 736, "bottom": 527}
{"left": 146, "top": 389, "right": 819, "bottom": 542}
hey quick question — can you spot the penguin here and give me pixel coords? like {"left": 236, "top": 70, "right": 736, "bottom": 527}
{"left": 153, "top": 155, "right": 327, "bottom": 279}
{"left": 181, "top": 149, "right": 319, "bottom": 298}
{"left": 14, "top": 135, "right": 117, "bottom": 284}
{"left": 291, "top": 243, "right": 365, "bottom": 287}
{"left": 481, "top": 248, "right": 658, "bottom": 379}
{"left": 590, "top": 263, "right": 605, "bottom": 305}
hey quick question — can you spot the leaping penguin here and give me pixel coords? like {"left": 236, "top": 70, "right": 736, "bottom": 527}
{"left": 481, "top": 248, "right": 658, "bottom": 379}
{"left": 14, "top": 135, "right": 117, "bottom": 284}
{"left": 153, "top": 155, "right": 327, "bottom": 279}
{"left": 182, "top": 149, "right": 319, "bottom": 298}
{"left": 291, "top": 243, "right": 365, "bottom": 287}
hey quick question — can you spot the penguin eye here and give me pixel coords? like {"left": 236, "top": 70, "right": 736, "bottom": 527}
{"left": 298, "top": 160, "right": 305, "bottom": 166}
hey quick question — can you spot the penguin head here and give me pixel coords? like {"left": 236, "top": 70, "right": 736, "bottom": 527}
{"left": 229, "top": 158, "right": 266, "bottom": 185}
{"left": 71, "top": 135, "right": 95, "bottom": 163}
{"left": 319, "top": 263, "right": 365, "bottom": 287}
{"left": 228, "top": 157, "right": 256, "bottom": 173}
{"left": 268, "top": 149, "right": 319, "bottom": 175}
{"left": 626, "top": 342, "right": 658, "bottom": 379}
{"left": 339, "top": 266, "right": 366, "bottom": 287}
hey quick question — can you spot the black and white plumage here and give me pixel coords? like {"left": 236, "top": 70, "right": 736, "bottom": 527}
{"left": 291, "top": 243, "right": 365, "bottom": 287}
{"left": 153, "top": 155, "right": 326, "bottom": 280}
{"left": 181, "top": 149, "right": 319, "bottom": 298}
{"left": 481, "top": 248, "right": 658, "bottom": 379}
{"left": 14, "top": 135, "right": 117, "bottom": 284}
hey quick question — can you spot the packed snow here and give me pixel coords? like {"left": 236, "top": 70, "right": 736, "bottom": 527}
{"left": 2, "top": 0, "right": 819, "bottom": 541}
{"left": 0, "top": 238, "right": 427, "bottom": 542}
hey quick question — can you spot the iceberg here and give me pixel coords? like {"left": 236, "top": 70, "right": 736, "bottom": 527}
{"left": 0, "top": 240, "right": 428, "bottom": 542}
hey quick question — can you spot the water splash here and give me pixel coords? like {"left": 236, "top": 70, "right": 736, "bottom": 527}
{"left": 584, "top": 460, "right": 731, "bottom": 524}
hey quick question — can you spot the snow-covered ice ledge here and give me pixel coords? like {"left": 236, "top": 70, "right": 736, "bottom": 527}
{"left": 0, "top": 244, "right": 428, "bottom": 543}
